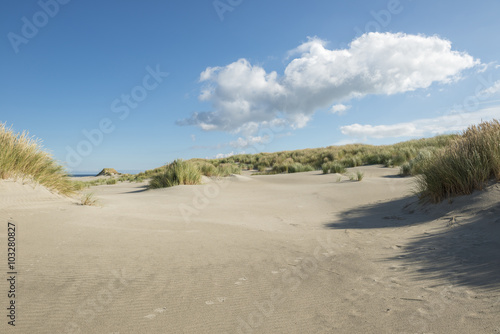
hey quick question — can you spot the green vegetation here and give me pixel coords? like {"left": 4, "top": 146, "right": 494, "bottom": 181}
{"left": 148, "top": 159, "right": 243, "bottom": 189}
{"left": 149, "top": 159, "right": 202, "bottom": 189}
{"left": 399, "top": 148, "right": 436, "bottom": 176}
{"left": 72, "top": 180, "right": 88, "bottom": 191}
{"left": 0, "top": 123, "right": 73, "bottom": 195}
{"left": 271, "top": 161, "right": 315, "bottom": 174}
{"left": 216, "top": 134, "right": 457, "bottom": 175}
{"left": 322, "top": 162, "right": 346, "bottom": 174}
{"left": 106, "top": 178, "right": 117, "bottom": 185}
{"left": 347, "top": 171, "right": 364, "bottom": 181}
{"left": 5, "top": 119, "right": 497, "bottom": 202}
{"left": 80, "top": 192, "right": 98, "bottom": 206}
{"left": 416, "top": 120, "right": 500, "bottom": 203}
{"left": 71, "top": 177, "right": 119, "bottom": 189}
{"left": 198, "top": 161, "right": 242, "bottom": 177}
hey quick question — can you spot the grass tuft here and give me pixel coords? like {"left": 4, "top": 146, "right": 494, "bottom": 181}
{"left": 149, "top": 159, "right": 202, "bottom": 189}
{"left": 80, "top": 192, "right": 98, "bottom": 206}
{"left": 417, "top": 119, "right": 500, "bottom": 202}
{"left": 0, "top": 122, "right": 73, "bottom": 195}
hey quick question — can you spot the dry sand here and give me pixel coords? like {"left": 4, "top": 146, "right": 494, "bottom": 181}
{"left": 1, "top": 165, "right": 499, "bottom": 333}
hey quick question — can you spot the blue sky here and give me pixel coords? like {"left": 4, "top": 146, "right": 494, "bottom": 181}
{"left": 1, "top": 0, "right": 500, "bottom": 173}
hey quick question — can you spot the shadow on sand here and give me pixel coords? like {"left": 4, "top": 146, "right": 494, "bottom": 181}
{"left": 121, "top": 185, "right": 149, "bottom": 194}
{"left": 324, "top": 195, "right": 500, "bottom": 290}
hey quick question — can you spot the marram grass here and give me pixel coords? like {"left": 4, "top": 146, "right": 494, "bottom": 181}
{"left": 149, "top": 159, "right": 202, "bottom": 189}
{"left": 416, "top": 120, "right": 500, "bottom": 203}
{"left": 0, "top": 123, "right": 73, "bottom": 195}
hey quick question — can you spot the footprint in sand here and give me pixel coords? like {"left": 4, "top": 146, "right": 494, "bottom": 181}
{"left": 234, "top": 277, "right": 247, "bottom": 285}
{"left": 389, "top": 265, "right": 408, "bottom": 272}
{"left": 206, "top": 297, "right": 226, "bottom": 305}
{"left": 144, "top": 306, "right": 167, "bottom": 319}
{"left": 154, "top": 307, "right": 167, "bottom": 313}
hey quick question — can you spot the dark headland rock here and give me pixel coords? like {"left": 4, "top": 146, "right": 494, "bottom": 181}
{"left": 96, "top": 168, "right": 121, "bottom": 176}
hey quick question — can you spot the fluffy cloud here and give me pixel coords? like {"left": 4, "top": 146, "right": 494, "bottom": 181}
{"left": 230, "top": 135, "right": 270, "bottom": 149}
{"left": 179, "top": 32, "right": 479, "bottom": 133}
{"left": 340, "top": 107, "right": 500, "bottom": 139}
{"left": 330, "top": 104, "right": 351, "bottom": 114}
{"left": 214, "top": 152, "right": 237, "bottom": 159}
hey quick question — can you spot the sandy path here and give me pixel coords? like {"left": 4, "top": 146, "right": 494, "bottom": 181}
{"left": 1, "top": 166, "right": 499, "bottom": 333}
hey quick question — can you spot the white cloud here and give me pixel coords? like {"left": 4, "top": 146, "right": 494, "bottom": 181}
{"left": 477, "top": 61, "right": 498, "bottom": 73}
{"left": 179, "top": 32, "right": 479, "bottom": 134}
{"left": 340, "top": 107, "right": 500, "bottom": 139}
{"left": 332, "top": 138, "right": 358, "bottom": 146}
{"left": 330, "top": 104, "right": 351, "bottom": 115}
{"left": 479, "top": 80, "right": 500, "bottom": 97}
{"left": 230, "top": 135, "right": 270, "bottom": 149}
{"left": 214, "top": 151, "right": 238, "bottom": 159}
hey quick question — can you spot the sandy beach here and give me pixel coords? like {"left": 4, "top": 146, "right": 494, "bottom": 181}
{"left": 1, "top": 165, "right": 499, "bottom": 333}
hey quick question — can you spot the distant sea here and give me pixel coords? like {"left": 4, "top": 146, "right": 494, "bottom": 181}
{"left": 70, "top": 170, "right": 142, "bottom": 177}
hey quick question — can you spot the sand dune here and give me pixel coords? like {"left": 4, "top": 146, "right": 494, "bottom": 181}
{"left": 1, "top": 165, "right": 499, "bottom": 333}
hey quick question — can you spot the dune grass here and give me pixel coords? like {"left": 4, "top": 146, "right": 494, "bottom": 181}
{"left": 149, "top": 159, "right": 202, "bottom": 189}
{"left": 213, "top": 163, "right": 242, "bottom": 176}
{"left": 416, "top": 120, "right": 500, "bottom": 203}
{"left": 270, "top": 162, "right": 315, "bottom": 174}
{"left": 126, "top": 159, "right": 241, "bottom": 185}
{"left": 220, "top": 134, "right": 457, "bottom": 174}
{"left": 399, "top": 148, "right": 436, "bottom": 177}
{"left": 0, "top": 122, "right": 73, "bottom": 195}
{"left": 80, "top": 192, "right": 99, "bottom": 206}
{"left": 5, "top": 119, "right": 494, "bottom": 201}
{"left": 322, "top": 161, "right": 346, "bottom": 174}
{"left": 71, "top": 177, "right": 119, "bottom": 189}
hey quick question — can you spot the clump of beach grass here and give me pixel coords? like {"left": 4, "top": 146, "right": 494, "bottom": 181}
{"left": 322, "top": 163, "right": 330, "bottom": 174}
{"left": 149, "top": 159, "right": 202, "bottom": 189}
{"left": 216, "top": 163, "right": 241, "bottom": 176}
{"left": 72, "top": 180, "right": 88, "bottom": 191}
{"left": 346, "top": 170, "right": 364, "bottom": 181}
{"left": 106, "top": 179, "right": 117, "bottom": 185}
{"left": 0, "top": 122, "right": 73, "bottom": 195}
{"left": 400, "top": 148, "right": 436, "bottom": 176}
{"left": 416, "top": 119, "right": 500, "bottom": 203}
{"left": 322, "top": 161, "right": 346, "bottom": 174}
{"left": 80, "top": 192, "right": 99, "bottom": 206}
